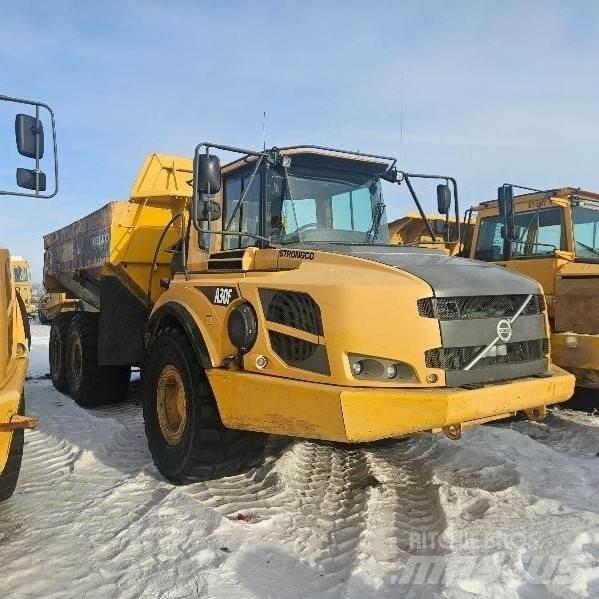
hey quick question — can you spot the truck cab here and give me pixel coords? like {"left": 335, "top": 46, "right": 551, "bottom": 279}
{"left": 10, "top": 257, "right": 33, "bottom": 315}
{"left": 470, "top": 187, "right": 599, "bottom": 388}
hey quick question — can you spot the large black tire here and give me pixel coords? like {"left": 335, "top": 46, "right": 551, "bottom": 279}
{"left": 66, "top": 313, "right": 130, "bottom": 407}
{"left": 142, "top": 326, "right": 265, "bottom": 484}
{"left": 38, "top": 310, "right": 52, "bottom": 325}
{"left": 15, "top": 292, "right": 31, "bottom": 348}
{"left": 0, "top": 393, "right": 25, "bottom": 503}
{"left": 49, "top": 313, "right": 74, "bottom": 393}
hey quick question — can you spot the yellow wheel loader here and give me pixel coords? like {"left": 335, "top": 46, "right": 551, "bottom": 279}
{"left": 0, "top": 93, "right": 58, "bottom": 501}
{"left": 470, "top": 185, "right": 599, "bottom": 390}
{"left": 44, "top": 145, "right": 574, "bottom": 484}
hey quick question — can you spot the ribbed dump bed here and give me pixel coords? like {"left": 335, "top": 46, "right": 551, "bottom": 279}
{"left": 43, "top": 153, "right": 192, "bottom": 313}
{"left": 44, "top": 202, "right": 122, "bottom": 276}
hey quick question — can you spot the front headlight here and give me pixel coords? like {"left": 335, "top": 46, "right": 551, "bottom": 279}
{"left": 348, "top": 353, "right": 418, "bottom": 382}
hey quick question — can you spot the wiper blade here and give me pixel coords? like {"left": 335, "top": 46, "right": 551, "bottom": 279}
{"left": 576, "top": 240, "right": 599, "bottom": 256}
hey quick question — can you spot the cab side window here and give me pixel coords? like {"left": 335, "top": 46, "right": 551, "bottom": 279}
{"left": 223, "top": 174, "right": 262, "bottom": 250}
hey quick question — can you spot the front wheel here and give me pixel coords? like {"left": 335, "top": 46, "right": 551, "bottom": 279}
{"left": 142, "top": 326, "right": 265, "bottom": 484}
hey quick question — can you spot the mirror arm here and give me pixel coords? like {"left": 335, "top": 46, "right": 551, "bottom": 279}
{"left": 0, "top": 95, "right": 59, "bottom": 199}
{"left": 402, "top": 174, "right": 437, "bottom": 242}
{"left": 448, "top": 176, "right": 461, "bottom": 242}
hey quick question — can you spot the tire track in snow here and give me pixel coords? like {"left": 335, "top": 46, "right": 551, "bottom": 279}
{"left": 13, "top": 429, "right": 83, "bottom": 494}
{"left": 273, "top": 442, "right": 374, "bottom": 595}
{"left": 505, "top": 412, "right": 599, "bottom": 458}
{"left": 363, "top": 437, "right": 448, "bottom": 561}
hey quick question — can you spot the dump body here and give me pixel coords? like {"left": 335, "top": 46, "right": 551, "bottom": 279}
{"left": 387, "top": 212, "right": 471, "bottom": 255}
{"left": 470, "top": 187, "right": 599, "bottom": 388}
{"left": 44, "top": 154, "right": 191, "bottom": 364}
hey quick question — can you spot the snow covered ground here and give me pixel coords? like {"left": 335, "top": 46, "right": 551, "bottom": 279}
{"left": 1, "top": 324, "right": 598, "bottom": 598}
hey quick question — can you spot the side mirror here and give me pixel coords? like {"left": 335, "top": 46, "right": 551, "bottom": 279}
{"left": 16, "top": 168, "right": 46, "bottom": 191}
{"left": 197, "top": 199, "right": 222, "bottom": 222}
{"left": 196, "top": 154, "right": 221, "bottom": 194}
{"left": 15, "top": 114, "right": 44, "bottom": 158}
{"left": 436, "top": 184, "right": 451, "bottom": 215}
{"left": 498, "top": 184, "right": 517, "bottom": 240}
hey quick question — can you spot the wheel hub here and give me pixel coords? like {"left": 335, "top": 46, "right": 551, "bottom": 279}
{"left": 157, "top": 364, "right": 187, "bottom": 446}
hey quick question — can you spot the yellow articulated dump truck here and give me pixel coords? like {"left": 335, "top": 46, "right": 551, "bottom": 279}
{"left": 470, "top": 184, "right": 599, "bottom": 389}
{"left": 44, "top": 145, "right": 574, "bottom": 484}
{"left": 37, "top": 292, "right": 80, "bottom": 325}
{"left": 388, "top": 212, "right": 472, "bottom": 255}
{"left": 1, "top": 93, "right": 58, "bottom": 501}
{"left": 10, "top": 257, "right": 33, "bottom": 316}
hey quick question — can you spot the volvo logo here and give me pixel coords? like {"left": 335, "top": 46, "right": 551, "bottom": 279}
{"left": 497, "top": 319, "right": 513, "bottom": 342}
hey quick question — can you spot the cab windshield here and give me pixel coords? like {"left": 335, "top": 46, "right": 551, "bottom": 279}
{"left": 266, "top": 166, "right": 389, "bottom": 245}
{"left": 572, "top": 205, "right": 599, "bottom": 259}
{"left": 475, "top": 207, "right": 565, "bottom": 261}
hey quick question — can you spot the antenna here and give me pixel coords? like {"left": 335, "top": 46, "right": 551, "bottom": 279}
{"left": 399, "top": 71, "right": 404, "bottom": 155}
{"left": 262, "top": 111, "right": 267, "bottom": 150}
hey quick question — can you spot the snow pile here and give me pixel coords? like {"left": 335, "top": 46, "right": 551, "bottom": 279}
{"left": 0, "top": 324, "right": 598, "bottom": 597}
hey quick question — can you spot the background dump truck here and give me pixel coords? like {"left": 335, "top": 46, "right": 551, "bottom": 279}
{"left": 470, "top": 185, "right": 599, "bottom": 389}
{"left": 0, "top": 93, "right": 58, "bottom": 502}
{"left": 10, "top": 257, "right": 33, "bottom": 316}
{"left": 37, "top": 292, "right": 81, "bottom": 324}
{"left": 388, "top": 212, "right": 472, "bottom": 255}
{"left": 44, "top": 145, "right": 574, "bottom": 484}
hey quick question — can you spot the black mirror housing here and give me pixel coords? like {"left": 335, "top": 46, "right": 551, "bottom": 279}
{"left": 498, "top": 185, "right": 517, "bottom": 240}
{"left": 196, "top": 154, "right": 221, "bottom": 194}
{"left": 16, "top": 168, "right": 46, "bottom": 191}
{"left": 436, "top": 184, "right": 451, "bottom": 215}
{"left": 197, "top": 199, "right": 222, "bottom": 222}
{"left": 15, "top": 114, "right": 44, "bottom": 159}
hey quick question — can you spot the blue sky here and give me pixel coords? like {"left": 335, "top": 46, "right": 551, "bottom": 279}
{"left": 2, "top": 0, "right": 599, "bottom": 280}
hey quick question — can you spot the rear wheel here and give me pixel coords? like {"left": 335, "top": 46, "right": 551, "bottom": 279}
{"left": 50, "top": 313, "right": 74, "bottom": 392}
{"left": 0, "top": 393, "right": 25, "bottom": 503}
{"left": 67, "top": 313, "right": 130, "bottom": 406}
{"left": 142, "top": 326, "right": 265, "bottom": 484}
{"left": 38, "top": 310, "right": 51, "bottom": 325}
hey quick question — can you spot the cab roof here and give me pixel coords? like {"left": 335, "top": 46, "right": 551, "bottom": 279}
{"left": 473, "top": 187, "right": 599, "bottom": 212}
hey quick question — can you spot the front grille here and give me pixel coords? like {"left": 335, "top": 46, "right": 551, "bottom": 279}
{"left": 269, "top": 330, "right": 330, "bottom": 375}
{"left": 262, "top": 290, "right": 323, "bottom": 336}
{"left": 417, "top": 294, "right": 545, "bottom": 321}
{"left": 425, "top": 338, "right": 549, "bottom": 371}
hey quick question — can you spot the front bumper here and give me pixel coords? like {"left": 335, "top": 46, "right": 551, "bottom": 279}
{"left": 552, "top": 332, "right": 599, "bottom": 387}
{"left": 208, "top": 364, "right": 575, "bottom": 443}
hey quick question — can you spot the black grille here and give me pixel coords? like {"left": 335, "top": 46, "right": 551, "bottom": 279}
{"left": 208, "top": 249, "right": 246, "bottom": 271}
{"left": 425, "top": 338, "right": 549, "bottom": 371}
{"left": 262, "top": 290, "right": 323, "bottom": 336}
{"left": 417, "top": 294, "right": 545, "bottom": 321}
{"left": 269, "top": 331, "right": 330, "bottom": 375}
